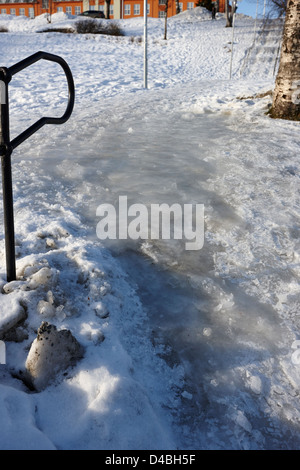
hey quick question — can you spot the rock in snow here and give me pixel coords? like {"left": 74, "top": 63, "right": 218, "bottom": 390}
{"left": 25, "top": 322, "right": 83, "bottom": 391}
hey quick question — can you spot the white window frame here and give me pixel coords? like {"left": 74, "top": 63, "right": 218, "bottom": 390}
{"left": 109, "top": 4, "right": 113, "bottom": 15}
{"left": 57, "top": 6, "right": 63, "bottom": 12}
{"left": 10, "top": 8, "right": 16, "bottom": 15}
{"left": 124, "top": 4, "right": 130, "bottom": 15}
{"left": 1, "top": 9, "right": 7, "bottom": 14}
{"left": 66, "top": 6, "right": 72, "bottom": 14}
{"left": 187, "top": 2, "right": 194, "bottom": 9}
{"left": 134, "top": 4, "right": 140, "bottom": 15}
{"left": 75, "top": 6, "right": 81, "bottom": 14}
{"left": 19, "top": 8, "right": 25, "bottom": 15}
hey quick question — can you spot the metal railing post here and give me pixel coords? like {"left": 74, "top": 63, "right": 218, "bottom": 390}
{"left": 0, "top": 52, "right": 75, "bottom": 282}
{"left": 0, "top": 67, "right": 16, "bottom": 282}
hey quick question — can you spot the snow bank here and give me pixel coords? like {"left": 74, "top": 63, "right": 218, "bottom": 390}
{"left": 170, "top": 6, "right": 212, "bottom": 22}
{"left": 0, "top": 12, "right": 77, "bottom": 32}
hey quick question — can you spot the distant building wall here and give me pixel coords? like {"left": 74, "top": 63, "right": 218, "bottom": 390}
{"left": 0, "top": 1, "right": 36, "bottom": 17}
{"left": 0, "top": 0, "right": 226, "bottom": 19}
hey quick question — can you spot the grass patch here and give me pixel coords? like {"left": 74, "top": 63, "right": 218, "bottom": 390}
{"left": 75, "top": 19, "right": 124, "bottom": 36}
{"left": 38, "top": 27, "right": 76, "bottom": 34}
{"left": 129, "top": 36, "right": 143, "bottom": 44}
{"left": 38, "top": 20, "right": 124, "bottom": 36}
{"left": 236, "top": 90, "right": 273, "bottom": 101}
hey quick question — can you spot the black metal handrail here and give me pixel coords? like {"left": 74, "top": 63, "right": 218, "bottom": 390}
{"left": 0, "top": 51, "right": 75, "bottom": 282}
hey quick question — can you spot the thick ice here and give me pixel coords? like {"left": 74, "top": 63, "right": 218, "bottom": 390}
{"left": 8, "top": 85, "right": 300, "bottom": 449}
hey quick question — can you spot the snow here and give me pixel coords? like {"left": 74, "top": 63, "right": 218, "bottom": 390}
{"left": 0, "top": 9, "right": 299, "bottom": 450}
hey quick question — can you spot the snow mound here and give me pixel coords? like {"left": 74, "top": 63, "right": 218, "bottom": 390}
{"left": 170, "top": 6, "right": 212, "bottom": 22}
{"left": 0, "top": 12, "right": 77, "bottom": 32}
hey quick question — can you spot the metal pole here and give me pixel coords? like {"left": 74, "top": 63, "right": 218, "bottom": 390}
{"left": 1, "top": 151, "right": 16, "bottom": 282}
{"left": 144, "top": 0, "right": 148, "bottom": 89}
{"left": 229, "top": 2, "right": 236, "bottom": 79}
{"left": 253, "top": 0, "right": 259, "bottom": 44}
{"left": 0, "top": 67, "right": 16, "bottom": 282}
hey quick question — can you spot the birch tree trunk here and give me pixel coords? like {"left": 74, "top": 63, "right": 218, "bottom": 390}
{"left": 270, "top": 0, "right": 300, "bottom": 120}
{"left": 105, "top": 0, "right": 111, "bottom": 19}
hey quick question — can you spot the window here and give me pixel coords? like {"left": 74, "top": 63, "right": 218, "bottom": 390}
{"left": 29, "top": 7, "right": 34, "bottom": 17}
{"left": 109, "top": 4, "right": 113, "bottom": 15}
{"left": 75, "top": 6, "right": 81, "bottom": 14}
{"left": 90, "top": 5, "right": 95, "bottom": 10}
{"left": 179, "top": 2, "right": 183, "bottom": 11}
{"left": 124, "top": 4, "right": 130, "bottom": 15}
{"left": 158, "top": 10, "right": 165, "bottom": 17}
{"left": 187, "top": 2, "right": 194, "bottom": 9}
{"left": 66, "top": 6, "right": 72, "bottom": 14}
{"left": 10, "top": 8, "right": 16, "bottom": 14}
{"left": 134, "top": 4, "right": 140, "bottom": 15}
{"left": 42, "top": 0, "right": 49, "bottom": 8}
{"left": 19, "top": 8, "right": 25, "bottom": 15}
{"left": 1, "top": 9, "right": 7, "bottom": 14}
{"left": 99, "top": 5, "right": 104, "bottom": 12}
{"left": 57, "top": 6, "right": 63, "bottom": 12}
{"left": 159, "top": 0, "right": 166, "bottom": 4}
{"left": 147, "top": 3, "right": 150, "bottom": 14}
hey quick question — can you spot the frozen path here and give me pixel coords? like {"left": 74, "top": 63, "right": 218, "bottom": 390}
{"left": 9, "top": 81, "right": 300, "bottom": 449}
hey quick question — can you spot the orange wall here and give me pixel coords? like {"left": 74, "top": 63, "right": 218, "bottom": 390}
{"left": 0, "top": 1, "right": 82, "bottom": 16}
{"left": 219, "top": 0, "right": 225, "bottom": 13}
{"left": 52, "top": 1, "right": 82, "bottom": 15}
{"left": 0, "top": 2, "right": 35, "bottom": 16}
{"left": 152, "top": 1, "right": 196, "bottom": 19}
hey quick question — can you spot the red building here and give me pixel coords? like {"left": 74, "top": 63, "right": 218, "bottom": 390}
{"left": 0, "top": 0, "right": 225, "bottom": 20}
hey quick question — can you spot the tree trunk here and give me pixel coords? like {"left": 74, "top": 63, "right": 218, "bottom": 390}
{"left": 225, "top": 0, "right": 233, "bottom": 27}
{"left": 270, "top": 0, "right": 300, "bottom": 120}
{"left": 164, "top": 1, "right": 168, "bottom": 40}
{"left": 105, "top": 0, "right": 111, "bottom": 19}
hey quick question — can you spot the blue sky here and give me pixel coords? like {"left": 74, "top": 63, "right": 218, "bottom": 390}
{"left": 235, "top": 0, "right": 269, "bottom": 18}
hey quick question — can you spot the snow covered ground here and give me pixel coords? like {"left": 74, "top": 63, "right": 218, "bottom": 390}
{"left": 0, "top": 8, "right": 300, "bottom": 450}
